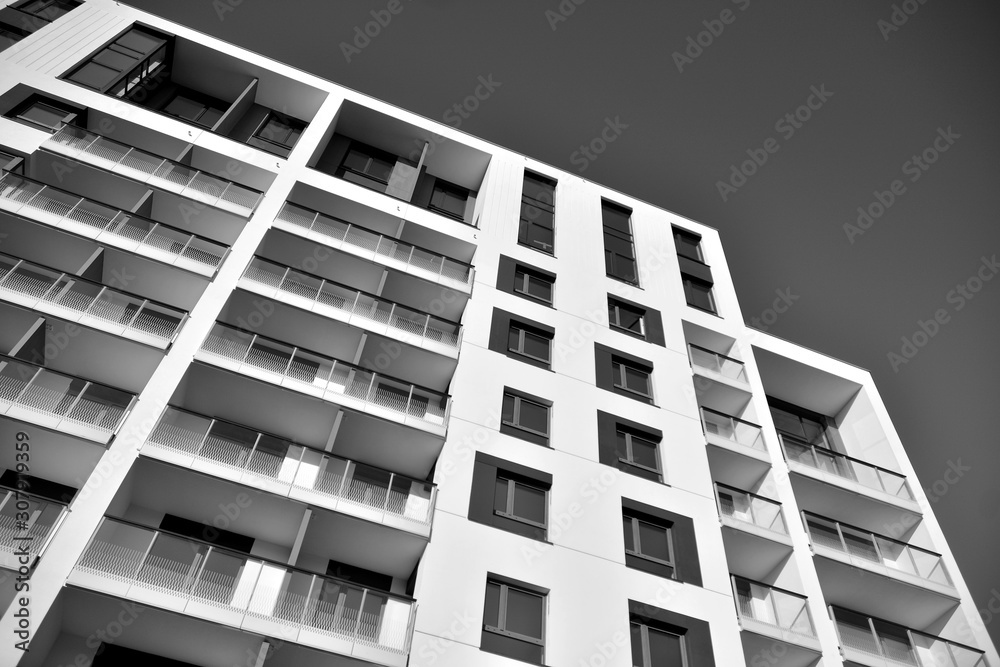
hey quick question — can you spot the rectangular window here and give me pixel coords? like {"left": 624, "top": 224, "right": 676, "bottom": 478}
{"left": 673, "top": 227, "right": 717, "bottom": 314}
{"left": 482, "top": 578, "right": 545, "bottom": 664}
{"left": 12, "top": 0, "right": 81, "bottom": 21}
{"left": 603, "top": 200, "right": 638, "bottom": 284}
{"left": 613, "top": 358, "right": 653, "bottom": 402}
{"left": 624, "top": 512, "right": 674, "bottom": 576}
{"left": 682, "top": 275, "right": 716, "bottom": 313}
{"left": 469, "top": 452, "right": 552, "bottom": 541}
{"left": 428, "top": 179, "right": 470, "bottom": 221}
{"left": 493, "top": 476, "right": 547, "bottom": 530}
{"left": 768, "top": 399, "right": 831, "bottom": 448}
{"left": 672, "top": 228, "right": 704, "bottom": 263}
{"left": 609, "top": 298, "right": 644, "bottom": 337}
{"left": 631, "top": 621, "right": 686, "bottom": 666}
{"left": 518, "top": 171, "right": 556, "bottom": 254}
{"left": 247, "top": 112, "right": 304, "bottom": 155}
{"left": 508, "top": 323, "right": 551, "bottom": 365}
{"left": 338, "top": 141, "right": 399, "bottom": 190}
{"left": 8, "top": 96, "right": 78, "bottom": 132}
{"left": 502, "top": 390, "right": 550, "bottom": 440}
{"left": 162, "top": 92, "right": 226, "bottom": 128}
{"left": 65, "top": 26, "right": 169, "bottom": 97}
{"left": 616, "top": 428, "right": 661, "bottom": 479}
{"left": 515, "top": 266, "right": 554, "bottom": 304}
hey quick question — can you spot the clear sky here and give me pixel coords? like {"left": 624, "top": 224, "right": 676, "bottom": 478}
{"left": 123, "top": 0, "right": 1000, "bottom": 646}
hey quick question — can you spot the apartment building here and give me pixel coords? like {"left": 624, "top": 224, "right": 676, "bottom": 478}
{"left": 0, "top": 1, "right": 995, "bottom": 666}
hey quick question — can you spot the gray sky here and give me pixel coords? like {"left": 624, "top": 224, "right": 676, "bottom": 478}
{"left": 124, "top": 0, "right": 1000, "bottom": 646}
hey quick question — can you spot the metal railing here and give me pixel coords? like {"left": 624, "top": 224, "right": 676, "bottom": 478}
{"left": 716, "top": 483, "right": 787, "bottom": 535}
{"left": 0, "top": 354, "right": 135, "bottom": 440}
{"left": 241, "top": 256, "right": 462, "bottom": 353}
{"left": 273, "top": 202, "right": 474, "bottom": 290}
{"left": 732, "top": 575, "right": 817, "bottom": 643}
{"left": 831, "top": 607, "right": 985, "bottom": 667}
{"left": 0, "top": 173, "right": 230, "bottom": 276}
{"left": 0, "top": 253, "right": 187, "bottom": 347}
{"left": 689, "top": 344, "right": 748, "bottom": 383}
{"left": 198, "top": 323, "right": 450, "bottom": 431}
{"left": 779, "top": 434, "right": 914, "bottom": 502}
{"left": 145, "top": 406, "right": 437, "bottom": 529}
{"left": 75, "top": 517, "right": 416, "bottom": 657}
{"left": 44, "top": 125, "right": 263, "bottom": 216}
{"left": 0, "top": 488, "right": 67, "bottom": 562}
{"left": 803, "top": 512, "right": 952, "bottom": 588}
{"left": 701, "top": 407, "right": 766, "bottom": 451}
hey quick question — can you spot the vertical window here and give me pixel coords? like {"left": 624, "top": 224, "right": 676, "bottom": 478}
{"left": 623, "top": 512, "right": 675, "bottom": 577}
{"left": 631, "top": 621, "right": 686, "bottom": 666}
{"left": 768, "top": 400, "right": 830, "bottom": 448}
{"left": 501, "top": 389, "right": 550, "bottom": 444}
{"left": 609, "top": 297, "right": 645, "bottom": 337}
{"left": 612, "top": 358, "right": 653, "bottom": 402}
{"left": 514, "top": 266, "right": 554, "bottom": 304}
{"left": 616, "top": 428, "right": 661, "bottom": 480}
{"left": 482, "top": 578, "right": 546, "bottom": 664}
{"left": 428, "top": 179, "right": 470, "bottom": 221}
{"left": 603, "top": 200, "right": 637, "bottom": 284}
{"left": 493, "top": 476, "right": 547, "bottom": 530}
{"left": 519, "top": 171, "right": 556, "bottom": 254}
{"left": 681, "top": 276, "right": 716, "bottom": 313}
{"left": 508, "top": 323, "right": 552, "bottom": 365}
{"left": 673, "top": 227, "right": 717, "bottom": 314}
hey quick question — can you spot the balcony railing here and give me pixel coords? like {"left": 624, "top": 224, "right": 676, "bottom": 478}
{"left": 0, "top": 354, "right": 135, "bottom": 442}
{"left": 44, "top": 125, "right": 264, "bottom": 217}
{"left": 779, "top": 434, "right": 915, "bottom": 502}
{"left": 701, "top": 407, "right": 766, "bottom": 452}
{"left": 197, "top": 323, "right": 450, "bottom": 434}
{"left": 716, "top": 483, "right": 787, "bottom": 535}
{"left": 732, "top": 576, "right": 818, "bottom": 647}
{"left": 831, "top": 607, "right": 985, "bottom": 667}
{"left": 241, "top": 256, "right": 462, "bottom": 355}
{"left": 0, "top": 253, "right": 187, "bottom": 348}
{"left": 803, "top": 512, "right": 952, "bottom": 588}
{"left": 273, "top": 202, "right": 474, "bottom": 291}
{"left": 73, "top": 517, "right": 416, "bottom": 662}
{"left": 0, "top": 173, "right": 230, "bottom": 276}
{"left": 689, "top": 344, "right": 748, "bottom": 383}
{"left": 0, "top": 488, "right": 68, "bottom": 568}
{"left": 144, "top": 406, "right": 437, "bottom": 533}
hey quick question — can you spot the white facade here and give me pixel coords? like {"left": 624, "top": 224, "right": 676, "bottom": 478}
{"left": 0, "top": 1, "right": 995, "bottom": 666}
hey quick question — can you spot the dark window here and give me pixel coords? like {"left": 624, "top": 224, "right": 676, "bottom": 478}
{"left": 682, "top": 275, "right": 716, "bottom": 313}
{"left": 428, "top": 179, "right": 469, "bottom": 221}
{"left": 519, "top": 171, "right": 556, "bottom": 254}
{"left": 159, "top": 514, "right": 254, "bottom": 554}
{"left": 339, "top": 141, "right": 398, "bottom": 189}
{"left": 501, "top": 388, "right": 550, "bottom": 445}
{"left": 326, "top": 559, "right": 393, "bottom": 592}
{"left": 468, "top": 452, "right": 552, "bottom": 541}
{"left": 162, "top": 91, "right": 226, "bottom": 128}
{"left": 9, "top": 96, "right": 78, "bottom": 131}
{"left": 609, "top": 297, "right": 644, "bottom": 337}
{"left": 508, "top": 323, "right": 551, "bottom": 365}
{"left": 631, "top": 621, "right": 686, "bottom": 666}
{"left": 0, "top": 150, "right": 24, "bottom": 175}
{"left": 624, "top": 511, "right": 674, "bottom": 578}
{"left": 482, "top": 578, "right": 545, "bottom": 664}
{"left": 613, "top": 358, "right": 653, "bottom": 402}
{"left": 515, "top": 266, "right": 554, "bottom": 304}
{"left": 247, "top": 112, "right": 304, "bottom": 154}
{"left": 603, "top": 200, "right": 638, "bottom": 284}
{"left": 489, "top": 308, "right": 555, "bottom": 370}
{"left": 767, "top": 398, "right": 831, "bottom": 448}
{"left": 64, "top": 25, "right": 169, "bottom": 97}
{"left": 672, "top": 227, "right": 704, "bottom": 263}
{"left": 13, "top": 0, "right": 81, "bottom": 20}
{"left": 595, "top": 343, "right": 655, "bottom": 404}
{"left": 673, "top": 227, "right": 717, "bottom": 314}
{"left": 0, "top": 24, "right": 29, "bottom": 51}
{"left": 616, "top": 427, "right": 661, "bottom": 478}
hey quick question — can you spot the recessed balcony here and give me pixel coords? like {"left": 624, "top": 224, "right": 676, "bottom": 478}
{"left": 0, "top": 253, "right": 187, "bottom": 348}
{"left": 804, "top": 512, "right": 958, "bottom": 628}
{"left": 0, "top": 354, "right": 135, "bottom": 443}
{"left": 239, "top": 256, "right": 462, "bottom": 359}
{"left": 702, "top": 407, "right": 769, "bottom": 459}
{"left": 0, "top": 173, "right": 229, "bottom": 276}
{"left": 143, "top": 406, "right": 436, "bottom": 538}
{"left": 689, "top": 344, "right": 752, "bottom": 417}
{"left": 43, "top": 125, "right": 263, "bottom": 217}
{"left": 273, "top": 201, "right": 475, "bottom": 294}
{"left": 716, "top": 483, "right": 792, "bottom": 581}
{"left": 0, "top": 487, "right": 67, "bottom": 570}
{"left": 69, "top": 517, "right": 416, "bottom": 667}
{"left": 831, "top": 606, "right": 986, "bottom": 667}
{"left": 732, "top": 575, "right": 822, "bottom": 666}
{"left": 195, "top": 323, "right": 450, "bottom": 437}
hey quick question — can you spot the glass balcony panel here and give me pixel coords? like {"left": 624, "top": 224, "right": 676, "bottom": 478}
{"left": 279, "top": 270, "right": 322, "bottom": 300}
{"left": 180, "top": 236, "right": 226, "bottom": 268}
{"left": 773, "top": 591, "right": 813, "bottom": 638}
{"left": 251, "top": 568, "right": 310, "bottom": 624}
{"left": 219, "top": 182, "right": 261, "bottom": 211}
{"left": 119, "top": 147, "right": 164, "bottom": 176}
{"left": 275, "top": 202, "right": 317, "bottom": 230}
{"left": 719, "top": 489, "right": 751, "bottom": 523}
{"left": 805, "top": 516, "right": 844, "bottom": 552}
{"left": 0, "top": 494, "right": 62, "bottom": 554}
{"left": 286, "top": 349, "right": 333, "bottom": 390}
{"left": 0, "top": 256, "right": 18, "bottom": 282}
{"left": 5, "top": 264, "right": 60, "bottom": 299}
{"left": 65, "top": 198, "right": 120, "bottom": 232}
{"left": 190, "top": 548, "right": 246, "bottom": 606}
{"left": 0, "top": 174, "right": 44, "bottom": 207}
{"left": 752, "top": 498, "right": 785, "bottom": 533}
{"left": 835, "top": 609, "right": 882, "bottom": 656}
{"left": 875, "top": 536, "right": 916, "bottom": 575}
{"left": 26, "top": 186, "right": 78, "bottom": 219}
{"left": 879, "top": 471, "right": 914, "bottom": 500}
{"left": 245, "top": 338, "right": 293, "bottom": 377}
{"left": 243, "top": 257, "right": 285, "bottom": 288}
{"left": 64, "top": 382, "right": 131, "bottom": 430}
{"left": 735, "top": 579, "right": 778, "bottom": 626}
{"left": 108, "top": 214, "right": 155, "bottom": 242}
{"left": 87, "top": 136, "right": 132, "bottom": 166}
{"left": 343, "top": 368, "right": 376, "bottom": 400}
{"left": 358, "top": 590, "right": 389, "bottom": 644}
{"left": 385, "top": 475, "right": 411, "bottom": 516}
{"left": 143, "top": 224, "right": 189, "bottom": 255}
{"left": 0, "top": 358, "right": 36, "bottom": 406}
{"left": 352, "top": 293, "right": 393, "bottom": 326}
{"left": 909, "top": 547, "right": 952, "bottom": 585}
{"left": 404, "top": 481, "right": 433, "bottom": 523}
{"left": 202, "top": 324, "right": 252, "bottom": 361}
{"left": 200, "top": 421, "right": 257, "bottom": 469}
{"left": 48, "top": 276, "right": 102, "bottom": 313}
{"left": 344, "top": 463, "right": 391, "bottom": 511}
{"left": 78, "top": 520, "right": 155, "bottom": 579}
{"left": 136, "top": 533, "right": 206, "bottom": 592}
{"left": 153, "top": 162, "right": 198, "bottom": 189}
{"left": 47, "top": 125, "right": 95, "bottom": 152}
{"left": 406, "top": 246, "right": 441, "bottom": 274}
{"left": 147, "top": 407, "right": 212, "bottom": 454}
{"left": 184, "top": 172, "right": 228, "bottom": 200}
{"left": 841, "top": 526, "right": 880, "bottom": 563}
{"left": 85, "top": 288, "right": 142, "bottom": 326}
{"left": 308, "top": 453, "right": 349, "bottom": 497}
{"left": 316, "top": 214, "right": 354, "bottom": 245}
{"left": 872, "top": 620, "right": 918, "bottom": 665}
{"left": 316, "top": 281, "right": 356, "bottom": 313}
{"left": 246, "top": 434, "right": 290, "bottom": 479}
{"left": 129, "top": 302, "right": 183, "bottom": 340}
{"left": 407, "top": 387, "right": 437, "bottom": 420}
{"left": 689, "top": 345, "right": 719, "bottom": 373}
{"left": 17, "top": 370, "right": 85, "bottom": 417}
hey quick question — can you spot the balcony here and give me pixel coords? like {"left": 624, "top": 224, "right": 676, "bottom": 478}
{"left": 780, "top": 434, "right": 919, "bottom": 516}
{"left": 689, "top": 344, "right": 752, "bottom": 418}
{"left": 43, "top": 125, "right": 263, "bottom": 217}
{"left": 0, "top": 354, "right": 135, "bottom": 443}
{"left": 240, "top": 256, "right": 462, "bottom": 358}
{"left": 69, "top": 517, "right": 417, "bottom": 667}
{"left": 690, "top": 343, "right": 748, "bottom": 383}
{"left": 831, "top": 607, "right": 986, "bottom": 667}
{"left": 0, "top": 253, "right": 187, "bottom": 348}
{"left": 273, "top": 201, "right": 475, "bottom": 293}
{"left": 0, "top": 487, "right": 67, "bottom": 570}
{"left": 716, "top": 483, "right": 792, "bottom": 582}
{"left": 732, "top": 576, "right": 821, "bottom": 665}
{"left": 144, "top": 406, "right": 436, "bottom": 537}
{"left": 196, "top": 323, "right": 450, "bottom": 437}
{"left": 0, "top": 173, "right": 229, "bottom": 276}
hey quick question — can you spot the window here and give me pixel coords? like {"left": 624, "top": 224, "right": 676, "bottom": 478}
{"left": 519, "top": 171, "right": 556, "bottom": 254}
{"left": 11, "top": 0, "right": 81, "bottom": 21}
{"left": 673, "top": 227, "right": 717, "bottom": 314}
{"left": 672, "top": 227, "right": 704, "bottom": 263}
{"left": 508, "top": 323, "right": 551, "bottom": 364}
{"left": 469, "top": 452, "right": 552, "bottom": 541}
{"left": 624, "top": 511, "right": 674, "bottom": 577}
{"left": 609, "top": 297, "right": 644, "bottom": 337}
{"left": 631, "top": 621, "right": 686, "bottom": 666}
{"left": 490, "top": 309, "right": 554, "bottom": 370}
{"left": 338, "top": 141, "right": 399, "bottom": 190}
{"left": 501, "top": 388, "right": 550, "bottom": 445}
{"left": 162, "top": 91, "right": 226, "bottom": 128}
{"left": 427, "top": 179, "right": 470, "bottom": 221}
{"left": 603, "top": 200, "right": 638, "bottom": 284}
{"left": 613, "top": 358, "right": 653, "bottom": 402}
{"left": 617, "top": 427, "right": 661, "bottom": 479}
{"left": 682, "top": 275, "right": 716, "bottom": 313}
{"left": 595, "top": 344, "right": 656, "bottom": 403}
{"left": 247, "top": 112, "right": 304, "bottom": 155}
{"left": 767, "top": 398, "right": 832, "bottom": 448}
{"left": 497, "top": 256, "right": 555, "bottom": 306}
{"left": 482, "top": 578, "right": 546, "bottom": 664}
{"left": 8, "top": 96, "right": 78, "bottom": 132}
{"left": 0, "top": 151, "right": 23, "bottom": 175}
{"left": 65, "top": 25, "right": 169, "bottom": 97}
{"left": 596, "top": 412, "right": 666, "bottom": 484}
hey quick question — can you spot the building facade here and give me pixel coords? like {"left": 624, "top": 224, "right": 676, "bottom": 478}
{"left": 0, "top": 1, "right": 995, "bottom": 666}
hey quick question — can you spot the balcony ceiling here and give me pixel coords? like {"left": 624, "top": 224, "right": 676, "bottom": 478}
{"left": 754, "top": 347, "right": 862, "bottom": 417}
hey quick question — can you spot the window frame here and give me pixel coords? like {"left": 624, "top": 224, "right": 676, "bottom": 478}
{"left": 681, "top": 273, "right": 717, "bottom": 314}
{"left": 508, "top": 323, "right": 552, "bottom": 365}
{"left": 482, "top": 577, "right": 546, "bottom": 662}
{"left": 63, "top": 24, "right": 170, "bottom": 98}
{"left": 493, "top": 475, "right": 548, "bottom": 530}
{"left": 616, "top": 428, "right": 662, "bottom": 478}
{"left": 624, "top": 512, "right": 675, "bottom": 571}
{"left": 501, "top": 388, "right": 550, "bottom": 443}
{"left": 612, "top": 357, "right": 654, "bottom": 403}
{"left": 672, "top": 227, "right": 706, "bottom": 264}
{"left": 518, "top": 171, "right": 556, "bottom": 255}
{"left": 11, "top": 0, "right": 81, "bottom": 22}
{"left": 602, "top": 199, "right": 639, "bottom": 285}
{"left": 427, "top": 178, "right": 470, "bottom": 221}
{"left": 247, "top": 111, "right": 305, "bottom": 153}
{"left": 339, "top": 140, "right": 400, "bottom": 187}
{"left": 514, "top": 266, "right": 554, "bottom": 305}
{"left": 608, "top": 297, "right": 645, "bottom": 338}
{"left": 631, "top": 620, "right": 688, "bottom": 667}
